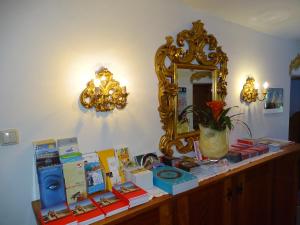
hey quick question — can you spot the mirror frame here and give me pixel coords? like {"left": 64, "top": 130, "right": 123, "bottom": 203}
{"left": 154, "top": 20, "right": 228, "bottom": 157}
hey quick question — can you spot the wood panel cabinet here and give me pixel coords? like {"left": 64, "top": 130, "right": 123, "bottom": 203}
{"left": 173, "top": 163, "right": 273, "bottom": 225}
{"left": 272, "top": 153, "right": 298, "bottom": 225}
{"left": 177, "top": 146, "right": 300, "bottom": 225}
{"left": 117, "top": 208, "right": 160, "bottom": 225}
{"left": 32, "top": 144, "right": 300, "bottom": 225}
{"left": 183, "top": 180, "right": 226, "bottom": 225}
{"left": 230, "top": 163, "right": 273, "bottom": 225}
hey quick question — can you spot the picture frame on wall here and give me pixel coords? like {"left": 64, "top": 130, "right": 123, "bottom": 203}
{"left": 264, "top": 88, "right": 284, "bottom": 114}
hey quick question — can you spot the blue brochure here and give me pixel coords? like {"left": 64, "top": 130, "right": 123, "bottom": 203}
{"left": 152, "top": 166, "right": 198, "bottom": 195}
{"left": 38, "top": 164, "right": 66, "bottom": 208}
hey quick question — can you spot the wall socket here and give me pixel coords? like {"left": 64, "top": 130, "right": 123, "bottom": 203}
{"left": 0, "top": 129, "right": 19, "bottom": 146}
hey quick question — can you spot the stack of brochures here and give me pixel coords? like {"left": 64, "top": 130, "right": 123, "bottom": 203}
{"left": 112, "top": 181, "right": 150, "bottom": 208}
{"left": 152, "top": 166, "right": 198, "bottom": 195}
{"left": 91, "top": 191, "right": 129, "bottom": 217}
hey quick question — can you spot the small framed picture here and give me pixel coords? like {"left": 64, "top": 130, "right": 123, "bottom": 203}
{"left": 264, "top": 88, "right": 283, "bottom": 114}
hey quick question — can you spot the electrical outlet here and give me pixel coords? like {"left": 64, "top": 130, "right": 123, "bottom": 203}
{"left": 0, "top": 129, "right": 19, "bottom": 146}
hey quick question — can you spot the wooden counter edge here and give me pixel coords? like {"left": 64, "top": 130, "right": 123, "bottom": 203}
{"left": 32, "top": 194, "right": 172, "bottom": 225}
{"left": 197, "top": 143, "right": 300, "bottom": 188}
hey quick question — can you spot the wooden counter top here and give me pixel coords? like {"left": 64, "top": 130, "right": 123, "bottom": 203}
{"left": 32, "top": 143, "right": 300, "bottom": 225}
{"left": 197, "top": 143, "right": 300, "bottom": 187}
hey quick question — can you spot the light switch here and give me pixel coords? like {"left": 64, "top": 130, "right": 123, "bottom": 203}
{"left": 0, "top": 129, "right": 19, "bottom": 146}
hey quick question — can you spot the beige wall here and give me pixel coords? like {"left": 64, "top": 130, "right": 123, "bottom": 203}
{"left": 0, "top": 0, "right": 299, "bottom": 224}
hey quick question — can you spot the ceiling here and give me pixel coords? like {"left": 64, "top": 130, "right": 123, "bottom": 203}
{"left": 182, "top": 0, "right": 300, "bottom": 41}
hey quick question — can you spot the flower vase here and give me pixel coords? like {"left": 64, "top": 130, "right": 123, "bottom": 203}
{"left": 199, "top": 124, "right": 229, "bottom": 159}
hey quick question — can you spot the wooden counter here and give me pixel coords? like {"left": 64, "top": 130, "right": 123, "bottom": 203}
{"left": 32, "top": 144, "right": 300, "bottom": 225}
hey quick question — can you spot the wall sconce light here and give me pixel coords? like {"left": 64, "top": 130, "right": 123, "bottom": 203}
{"left": 241, "top": 77, "right": 269, "bottom": 103}
{"left": 80, "top": 67, "right": 129, "bottom": 112}
{"left": 289, "top": 54, "right": 300, "bottom": 76}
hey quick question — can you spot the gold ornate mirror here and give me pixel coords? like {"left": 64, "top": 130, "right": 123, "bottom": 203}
{"left": 155, "top": 20, "right": 228, "bottom": 157}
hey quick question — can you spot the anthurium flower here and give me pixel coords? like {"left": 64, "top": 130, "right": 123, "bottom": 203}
{"left": 206, "top": 101, "right": 225, "bottom": 121}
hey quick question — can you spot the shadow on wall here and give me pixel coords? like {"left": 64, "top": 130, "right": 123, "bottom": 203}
{"left": 77, "top": 98, "right": 111, "bottom": 119}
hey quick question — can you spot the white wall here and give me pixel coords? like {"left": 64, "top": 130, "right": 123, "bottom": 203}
{"left": 0, "top": 0, "right": 299, "bottom": 224}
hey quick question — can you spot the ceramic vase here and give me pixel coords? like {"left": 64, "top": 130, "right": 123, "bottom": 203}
{"left": 199, "top": 124, "right": 229, "bottom": 159}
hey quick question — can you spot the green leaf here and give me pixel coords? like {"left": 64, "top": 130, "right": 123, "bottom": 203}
{"left": 229, "top": 113, "right": 243, "bottom": 118}
{"left": 232, "top": 119, "right": 252, "bottom": 138}
{"left": 219, "top": 106, "right": 238, "bottom": 118}
{"left": 178, "top": 103, "right": 251, "bottom": 134}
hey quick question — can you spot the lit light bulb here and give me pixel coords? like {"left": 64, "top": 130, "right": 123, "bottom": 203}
{"left": 263, "top": 82, "right": 269, "bottom": 89}
{"left": 254, "top": 82, "right": 259, "bottom": 90}
{"left": 100, "top": 76, "right": 106, "bottom": 81}
{"left": 93, "top": 78, "right": 101, "bottom": 87}
{"left": 119, "top": 77, "right": 128, "bottom": 87}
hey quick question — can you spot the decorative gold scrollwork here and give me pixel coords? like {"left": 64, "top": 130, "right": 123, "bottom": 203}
{"left": 290, "top": 54, "right": 300, "bottom": 75}
{"left": 240, "top": 77, "right": 267, "bottom": 103}
{"left": 240, "top": 77, "right": 258, "bottom": 103}
{"left": 154, "top": 20, "right": 228, "bottom": 156}
{"left": 80, "top": 68, "right": 128, "bottom": 112}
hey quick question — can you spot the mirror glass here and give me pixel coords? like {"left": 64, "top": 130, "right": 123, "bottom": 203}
{"left": 176, "top": 68, "right": 214, "bottom": 134}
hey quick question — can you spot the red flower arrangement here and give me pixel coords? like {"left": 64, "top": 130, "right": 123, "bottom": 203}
{"left": 179, "top": 100, "right": 251, "bottom": 135}
{"left": 206, "top": 101, "right": 225, "bottom": 121}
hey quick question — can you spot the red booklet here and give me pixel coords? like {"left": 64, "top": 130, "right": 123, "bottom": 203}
{"left": 112, "top": 181, "right": 149, "bottom": 208}
{"left": 69, "top": 198, "right": 105, "bottom": 225}
{"left": 231, "top": 144, "right": 251, "bottom": 150}
{"left": 229, "top": 149, "right": 250, "bottom": 160}
{"left": 91, "top": 191, "right": 129, "bottom": 217}
{"left": 237, "top": 138, "right": 258, "bottom": 146}
{"left": 39, "top": 203, "right": 77, "bottom": 225}
{"left": 247, "top": 144, "right": 269, "bottom": 155}
{"left": 242, "top": 149, "right": 258, "bottom": 157}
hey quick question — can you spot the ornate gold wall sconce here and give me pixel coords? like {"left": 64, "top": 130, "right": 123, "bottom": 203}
{"left": 241, "top": 77, "right": 269, "bottom": 103}
{"left": 290, "top": 54, "right": 300, "bottom": 76}
{"left": 80, "top": 68, "right": 128, "bottom": 112}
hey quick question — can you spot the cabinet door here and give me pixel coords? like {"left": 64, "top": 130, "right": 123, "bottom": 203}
{"left": 185, "top": 181, "right": 227, "bottom": 225}
{"left": 233, "top": 163, "right": 273, "bottom": 225}
{"left": 272, "top": 153, "right": 299, "bottom": 225}
{"left": 113, "top": 208, "right": 160, "bottom": 225}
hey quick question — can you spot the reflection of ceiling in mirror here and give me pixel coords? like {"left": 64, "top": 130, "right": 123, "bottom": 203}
{"left": 177, "top": 69, "right": 212, "bottom": 85}
{"left": 191, "top": 72, "right": 212, "bottom": 83}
